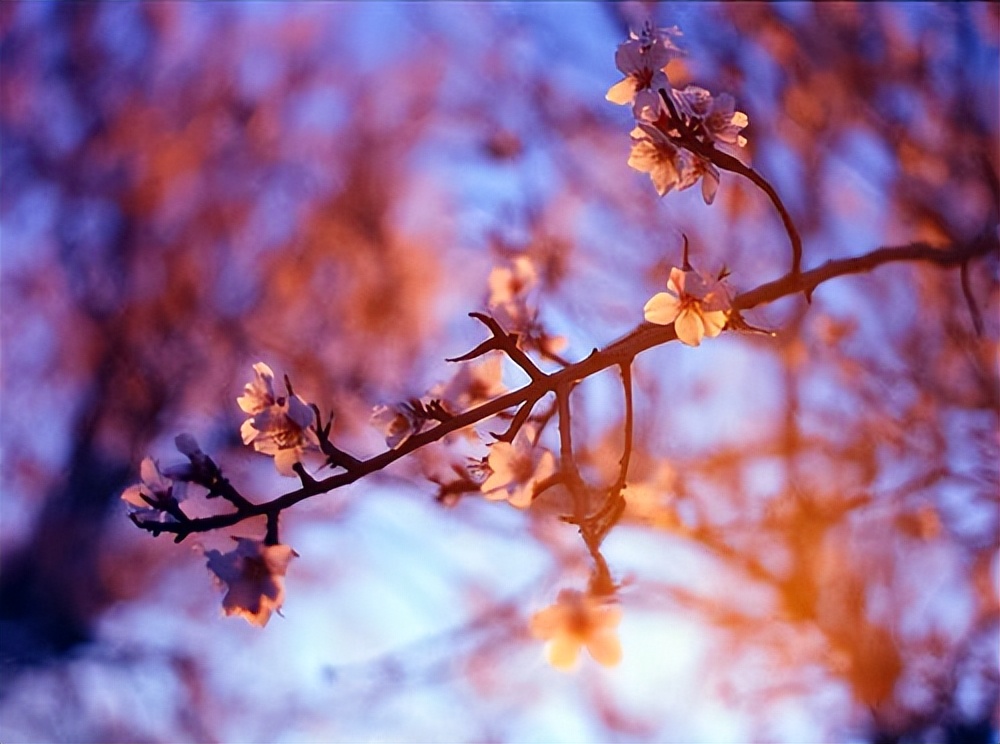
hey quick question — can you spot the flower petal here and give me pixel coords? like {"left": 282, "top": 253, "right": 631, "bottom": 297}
{"left": 586, "top": 630, "right": 623, "bottom": 667}
{"left": 674, "top": 309, "right": 705, "bottom": 347}
{"left": 274, "top": 448, "right": 301, "bottom": 477}
{"left": 547, "top": 635, "right": 583, "bottom": 671}
{"left": 530, "top": 605, "right": 568, "bottom": 640}
{"left": 605, "top": 78, "right": 636, "bottom": 105}
{"left": 240, "top": 419, "right": 259, "bottom": 445}
{"left": 533, "top": 450, "right": 557, "bottom": 485}
{"left": 643, "top": 292, "right": 681, "bottom": 325}
{"left": 507, "top": 484, "right": 533, "bottom": 510}
{"left": 702, "top": 309, "right": 728, "bottom": 337}
{"left": 286, "top": 395, "right": 315, "bottom": 430}
{"left": 121, "top": 484, "right": 149, "bottom": 508}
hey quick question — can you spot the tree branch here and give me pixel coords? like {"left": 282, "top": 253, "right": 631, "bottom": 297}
{"left": 133, "top": 235, "right": 996, "bottom": 539}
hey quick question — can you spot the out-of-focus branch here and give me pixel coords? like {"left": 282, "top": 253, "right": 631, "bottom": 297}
{"left": 960, "top": 261, "right": 985, "bottom": 337}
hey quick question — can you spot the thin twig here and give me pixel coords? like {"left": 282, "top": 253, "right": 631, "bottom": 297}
{"left": 658, "top": 87, "right": 803, "bottom": 278}
{"left": 960, "top": 260, "right": 984, "bottom": 337}
{"left": 613, "top": 361, "right": 634, "bottom": 495}
{"left": 556, "top": 382, "right": 587, "bottom": 526}
{"left": 451, "top": 313, "right": 546, "bottom": 382}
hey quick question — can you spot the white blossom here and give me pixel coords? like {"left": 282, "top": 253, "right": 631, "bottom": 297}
{"left": 434, "top": 354, "right": 506, "bottom": 412}
{"left": 606, "top": 23, "right": 681, "bottom": 121}
{"left": 628, "top": 124, "right": 720, "bottom": 203}
{"left": 643, "top": 266, "right": 731, "bottom": 346}
{"left": 237, "top": 362, "right": 319, "bottom": 476}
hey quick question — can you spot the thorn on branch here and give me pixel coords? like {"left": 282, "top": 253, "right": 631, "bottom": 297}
{"left": 489, "top": 395, "right": 540, "bottom": 443}
{"left": 424, "top": 399, "right": 453, "bottom": 423}
{"left": 445, "top": 338, "right": 498, "bottom": 364}
{"left": 450, "top": 312, "right": 546, "bottom": 382}
{"left": 311, "top": 403, "right": 362, "bottom": 472}
{"left": 726, "top": 309, "right": 777, "bottom": 337}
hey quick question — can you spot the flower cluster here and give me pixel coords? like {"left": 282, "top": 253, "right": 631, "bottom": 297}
{"left": 122, "top": 364, "right": 322, "bottom": 625}
{"left": 530, "top": 588, "right": 623, "bottom": 670}
{"left": 121, "top": 434, "right": 218, "bottom": 522}
{"left": 608, "top": 23, "right": 748, "bottom": 203}
{"left": 644, "top": 265, "right": 732, "bottom": 346}
{"left": 238, "top": 362, "right": 319, "bottom": 476}
{"left": 121, "top": 21, "right": 757, "bottom": 657}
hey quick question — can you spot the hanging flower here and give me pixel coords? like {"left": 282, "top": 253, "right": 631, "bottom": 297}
{"left": 643, "top": 266, "right": 731, "bottom": 347}
{"left": 204, "top": 537, "right": 298, "bottom": 627}
{"left": 530, "top": 589, "right": 623, "bottom": 670}
{"left": 481, "top": 431, "right": 556, "bottom": 509}
{"left": 237, "top": 362, "right": 319, "bottom": 476}
{"left": 627, "top": 124, "right": 720, "bottom": 204}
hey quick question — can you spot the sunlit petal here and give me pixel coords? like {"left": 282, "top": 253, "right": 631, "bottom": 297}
{"left": 674, "top": 309, "right": 705, "bottom": 347}
{"left": 547, "top": 636, "right": 583, "bottom": 671}
{"left": 587, "top": 631, "right": 623, "bottom": 667}
{"left": 643, "top": 292, "right": 681, "bottom": 325}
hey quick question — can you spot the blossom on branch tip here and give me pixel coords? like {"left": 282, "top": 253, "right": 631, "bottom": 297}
{"left": 205, "top": 537, "right": 297, "bottom": 627}
{"left": 643, "top": 266, "right": 731, "bottom": 347}
{"left": 237, "top": 362, "right": 319, "bottom": 476}
{"left": 121, "top": 456, "right": 179, "bottom": 514}
{"left": 606, "top": 23, "right": 681, "bottom": 121}
{"left": 530, "top": 589, "right": 623, "bottom": 670}
{"left": 481, "top": 431, "right": 556, "bottom": 509}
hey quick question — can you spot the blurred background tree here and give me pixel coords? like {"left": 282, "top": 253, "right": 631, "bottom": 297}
{"left": 0, "top": 2, "right": 996, "bottom": 742}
